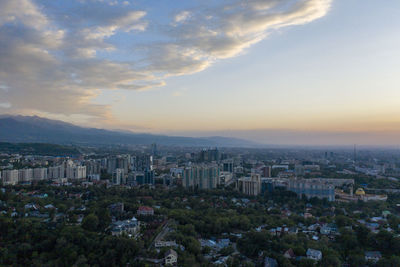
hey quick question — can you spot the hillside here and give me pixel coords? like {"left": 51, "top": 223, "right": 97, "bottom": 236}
{"left": 0, "top": 115, "right": 257, "bottom": 147}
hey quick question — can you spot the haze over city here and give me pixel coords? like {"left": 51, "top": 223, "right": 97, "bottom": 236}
{"left": 1, "top": 0, "right": 399, "bottom": 145}
{"left": 3, "top": 2, "right": 400, "bottom": 266}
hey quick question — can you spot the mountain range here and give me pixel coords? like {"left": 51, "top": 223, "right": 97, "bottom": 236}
{"left": 0, "top": 115, "right": 258, "bottom": 147}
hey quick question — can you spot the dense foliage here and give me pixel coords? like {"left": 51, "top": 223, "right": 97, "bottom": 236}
{"left": 1, "top": 183, "right": 400, "bottom": 266}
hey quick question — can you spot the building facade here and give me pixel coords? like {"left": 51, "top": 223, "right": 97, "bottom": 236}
{"left": 237, "top": 174, "right": 261, "bottom": 196}
{"left": 287, "top": 179, "right": 335, "bottom": 201}
{"left": 183, "top": 164, "right": 220, "bottom": 190}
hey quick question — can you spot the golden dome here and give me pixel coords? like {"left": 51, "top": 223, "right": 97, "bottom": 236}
{"left": 355, "top": 188, "right": 365, "bottom": 196}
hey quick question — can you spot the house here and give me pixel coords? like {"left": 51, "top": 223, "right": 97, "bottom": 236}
{"left": 264, "top": 257, "right": 278, "bottom": 267}
{"left": 320, "top": 224, "right": 338, "bottom": 235}
{"left": 110, "top": 217, "right": 139, "bottom": 237}
{"left": 382, "top": 210, "right": 391, "bottom": 218}
{"left": 307, "top": 248, "right": 322, "bottom": 261}
{"left": 304, "top": 212, "right": 313, "bottom": 218}
{"left": 199, "top": 239, "right": 217, "bottom": 249}
{"left": 288, "top": 227, "right": 298, "bottom": 234}
{"left": 284, "top": 248, "right": 296, "bottom": 259}
{"left": 44, "top": 204, "right": 55, "bottom": 209}
{"left": 365, "top": 251, "right": 382, "bottom": 263}
{"left": 165, "top": 249, "right": 178, "bottom": 265}
{"left": 155, "top": 240, "right": 178, "bottom": 248}
{"left": 137, "top": 206, "right": 154, "bottom": 216}
{"left": 24, "top": 203, "right": 38, "bottom": 210}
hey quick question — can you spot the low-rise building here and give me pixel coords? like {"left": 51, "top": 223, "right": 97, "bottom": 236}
{"left": 110, "top": 217, "right": 139, "bottom": 237}
{"left": 155, "top": 240, "right": 178, "bottom": 248}
{"left": 264, "top": 257, "right": 278, "bottom": 267}
{"left": 165, "top": 249, "right": 178, "bottom": 265}
{"left": 137, "top": 206, "right": 154, "bottom": 216}
{"left": 284, "top": 248, "right": 296, "bottom": 259}
{"left": 365, "top": 251, "right": 382, "bottom": 263}
{"left": 288, "top": 178, "right": 335, "bottom": 201}
{"left": 306, "top": 248, "right": 322, "bottom": 261}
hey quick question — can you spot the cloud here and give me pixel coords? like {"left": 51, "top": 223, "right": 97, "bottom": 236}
{"left": 174, "top": 11, "right": 191, "bottom": 23}
{"left": 0, "top": 0, "right": 151, "bottom": 120}
{"left": 0, "top": 0, "right": 49, "bottom": 30}
{"left": 80, "top": 11, "right": 147, "bottom": 42}
{"left": 145, "top": 0, "right": 332, "bottom": 74}
{"left": 0, "top": 0, "right": 333, "bottom": 124}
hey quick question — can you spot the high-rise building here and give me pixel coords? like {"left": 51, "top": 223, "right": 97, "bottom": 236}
{"left": 135, "top": 170, "right": 154, "bottom": 185}
{"left": 199, "top": 148, "right": 220, "bottom": 162}
{"left": 33, "top": 168, "right": 48, "bottom": 180}
{"left": 2, "top": 170, "right": 19, "bottom": 185}
{"left": 253, "top": 165, "right": 271, "bottom": 177}
{"left": 261, "top": 166, "right": 272, "bottom": 177}
{"left": 112, "top": 168, "right": 125, "bottom": 185}
{"left": 151, "top": 143, "right": 158, "bottom": 157}
{"left": 48, "top": 165, "right": 65, "bottom": 179}
{"left": 18, "top": 168, "right": 33, "bottom": 183}
{"left": 66, "top": 165, "right": 86, "bottom": 179}
{"left": 222, "top": 159, "right": 234, "bottom": 173}
{"left": 134, "top": 154, "right": 153, "bottom": 172}
{"left": 183, "top": 164, "right": 220, "bottom": 189}
{"left": 84, "top": 160, "right": 101, "bottom": 175}
{"left": 107, "top": 156, "right": 129, "bottom": 174}
{"left": 219, "top": 172, "right": 233, "bottom": 185}
{"left": 294, "top": 165, "right": 305, "bottom": 176}
{"left": 237, "top": 173, "right": 261, "bottom": 196}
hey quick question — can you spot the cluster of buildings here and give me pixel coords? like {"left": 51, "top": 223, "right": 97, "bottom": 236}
{"left": 182, "top": 164, "right": 221, "bottom": 190}
{"left": 1, "top": 160, "right": 87, "bottom": 185}
{"left": 336, "top": 187, "right": 388, "bottom": 202}
{"left": 236, "top": 175, "right": 355, "bottom": 202}
{"left": 1, "top": 146, "right": 396, "bottom": 205}
{"left": 0, "top": 154, "right": 157, "bottom": 187}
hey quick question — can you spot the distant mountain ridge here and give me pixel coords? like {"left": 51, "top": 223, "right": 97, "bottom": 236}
{"left": 0, "top": 115, "right": 258, "bottom": 147}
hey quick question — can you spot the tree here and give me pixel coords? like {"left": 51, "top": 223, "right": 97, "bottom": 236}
{"left": 321, "top": 254, "right": 341, "bottom": 267}
{"left": 96, "top": 208, "right": 111, "bottom": 231}
{"left": 81, "top": 214, "right": 99, "bottom": 232}
{"left": 297, "top": 258, "right": 315, "bottom": 267}
{"left": 348, "top": 254, "right": 365, "bottom": 267}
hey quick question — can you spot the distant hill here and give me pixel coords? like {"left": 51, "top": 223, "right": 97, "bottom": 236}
{"left": 0, "top": 142, "right": 80, "bottom": 156}
{"left": 0, "top": 115, "right": 257, "bottom": 147}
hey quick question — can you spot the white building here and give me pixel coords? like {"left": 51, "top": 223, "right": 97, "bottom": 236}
{"left": 307, "top": 248, "right": 322, "bottom": 261}
{"left": 48, "top": 165, "right": 65, "bottom": 179}
{"left": 365, "top": 251, "right": 382, "bottom": 262}
{"left": 18, "top": 168, "right": 33, "bottom": 182}
{"left": 237, "top": 173, "right": 261, "bottom": 196}
{"left": 33, "top": 168, "right": 48, "bottom": 180}
{"left": 110, "top": 217, "right": 140, "bottom": 237}
{"left": 2, "top": 170, "right": 19, "bottom": 185}
{"left": 219, "top": 172, "right": 233, "bottom": 185}
{"left": 165, "top": 249, "right": 178, "bottom": 265}
{"left": 87, "top": 174, "right": 100, "bottom": 181}
{"left": 155, "top": 240, "right": 177, "bottom": 248}
{"left": 66, "top": 165, "right": 86, "bottom": 179}
{"left": 182, "top": 164, "right": 220, "bottom": 190}
{"left": 112, "top": 168, "right": 125, "bottom": 185}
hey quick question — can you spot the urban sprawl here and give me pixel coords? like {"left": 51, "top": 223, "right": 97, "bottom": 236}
{"left": 1, "top": 145, "right": 400, "bottom": 266}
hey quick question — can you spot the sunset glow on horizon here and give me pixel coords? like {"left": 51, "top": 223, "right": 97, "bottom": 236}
{"left": 1, "top": 0, "right": 400, "bottom": 145}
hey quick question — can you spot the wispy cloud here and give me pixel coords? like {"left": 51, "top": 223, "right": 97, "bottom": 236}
{"left": 0, "top": 0, "right": 333, "bottom": 123}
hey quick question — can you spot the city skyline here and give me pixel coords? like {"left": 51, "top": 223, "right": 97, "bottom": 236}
{"left": 1, "top": 0, "right": 399, "bottom": 145}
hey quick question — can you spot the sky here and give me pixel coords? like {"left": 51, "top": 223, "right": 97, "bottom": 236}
{"left": 0, "top": 0, "right": 399, "bottom": 146}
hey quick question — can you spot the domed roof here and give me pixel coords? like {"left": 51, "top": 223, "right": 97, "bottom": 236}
{"left": 355, "top": 188, "right": 365, "bottom": 195}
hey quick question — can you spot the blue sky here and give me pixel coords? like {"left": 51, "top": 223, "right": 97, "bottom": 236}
{"left": 1, "top": 0, "right": 400, "bottom": 145}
